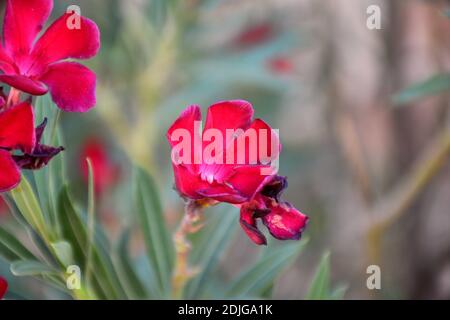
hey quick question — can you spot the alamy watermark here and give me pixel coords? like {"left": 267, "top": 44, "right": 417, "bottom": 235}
{"left": 366, "top": 5, "right": 381, "bottom": 30}
{"left": 170, "top": 121, "right": 280, "bottom": 176}
{"left": 66, "top": 5, "right": 82, "bottom": 30}
{"left": 366, "top": 265, "right": 381, "bottom": 290}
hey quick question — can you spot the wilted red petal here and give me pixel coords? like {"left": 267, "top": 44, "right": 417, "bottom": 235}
{"left": 13, "top": 145, "right": 64, "bottom": 170}
{"left": 30, "top": 13, "right": 100, "bottom": 72}
{"left": 259, "top": 176, "right": 288, "bottom": 203}
{"left": 262, "top": 202, "right": 308, "bottom": 241}
{"left": 3, "top": 0, "right": 53, "bottom": 60}
{"left": 39, "top": 62, "right": 96, "bottom": 112}
{"left": 0, "top": 101, "right": 35, "bottom": 153}
{"left": 0, "top": 149, "right": 21, "bottom": 193}
{"left": 0, "top": 74, "right": 48, "bottom": 95}
{"left": 240, "top": 206, "right": 267, "bottom": 245}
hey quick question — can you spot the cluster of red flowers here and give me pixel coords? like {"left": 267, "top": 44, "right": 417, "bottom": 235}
{"left": 167, "top": 101, "right": 308, "bottom": 245}
{"left": 0, "top": 0, "right": 100, "bottom": 193}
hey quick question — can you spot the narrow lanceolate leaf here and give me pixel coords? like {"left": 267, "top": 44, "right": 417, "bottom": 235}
{"left": 306, "top": 252, "right": 331, "bottom": 300}
{"left": 0, "top": 227, "right": 36, "bottom": 261}
{"left": 11, "top": 260, "right": 59, "bottom": 277}
{"left": 9, "top": 175, "right": 52, "bottom": 243}
{"left": 57, "top": 187, "right": 126, "bottom": 299}
{"left": 393, "top": 73, "right": 450, "bottom": 105}
{"left": 116, "top": 230, "right": 149, "bottom": 299}
{"left": 225, "top": 239, "right": 308, "bottom": 298}
{"left": 329, "top": 284, "right": 348, "bottom": 300}
{"left": 133, "top": 166, "right": 174, "bottom": 297}
{"left": 33, "top": 95, "right": 66, "bottom": 233}
{"left": 85, "top": 158, "right": 96, "bottom": 288}
{"left": 50, "top": 241, "right": 74, "bottom": 268}
{"left": 186, "top": 206, "right": 238, "bottom": 299}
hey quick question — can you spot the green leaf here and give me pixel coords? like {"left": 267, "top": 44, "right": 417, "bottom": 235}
{"left": 85, "top": 158, "right": 97, "bottom": 289}
{"left": 50, "top": 241, "right": 74, "bottom": 268}
{"left": 9, "top": 175, "right": 53, "bottom": 243}
{"left": 116, "top": 230, "right": 149, "bottom": 299}
{"left": 329, "top": 284, "right": 348, "bottom": 300}
{"left": 57, "top": 187, "right": 125, "bottom": 299}
{"left": 393, "top": 73, "right": 450, "bottom": 105}
{"left": 133, "top": 166, "right": 174, "bottom": 297}
{"left": 306, "top": 252, "right": 331, "bottom": 300}
{"left": 33, "top": 95, "right": 66, "bottom": 233}
{"left": 147, "top": 0, "right": 177, "bottom": 31}
{"left": 186, "top": 206, "right": 238, "bottom": 299}
{"left": 0, "top": 227, "right": 36, "bottom": 261}
{"left": 11, "top": 260, "right": 59, "bottom": 277}
{"left": 225, "top": 239, "right": 308, "bottom": 298}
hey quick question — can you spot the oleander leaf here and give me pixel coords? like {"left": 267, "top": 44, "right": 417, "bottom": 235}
{"left": 393, "top": 73, "right": 450, "bottom": 105}
{"left": 133, "top": 166, "right": 174, "bottom": 297}
{"left": 225, "top": 239, "right": 308, "bottom": 298}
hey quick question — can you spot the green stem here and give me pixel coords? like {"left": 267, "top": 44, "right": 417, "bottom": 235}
{"left": 171, "top": 201, "right": 204, "bottom": 299}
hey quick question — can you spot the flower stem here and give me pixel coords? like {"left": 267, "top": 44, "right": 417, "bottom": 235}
{"left": 6, "top": 88, "right": 21, "bottom": 108}
{"left": 171, "top": 201, "right": 204, "bottom": 299}
{"left": 367, "top": 127, "right": 450, "bottom": 264}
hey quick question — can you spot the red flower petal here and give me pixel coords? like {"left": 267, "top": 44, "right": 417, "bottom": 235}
{"left": 39, "top": 62, "right": 96, "bottom": 112}
{"left": 167, "top": 105, "right": 202, "bottom": 173}
{"left": 0, "top": 149, "right": 21, "bottom": 193}
{"left": 227, "top": 166, "right": 275, "bottom": 200}
{"left": 172, "top": 164, "right": 207, "bottom": 200}
{"left": 196, "top": 100, "right": 255, "bottom": 182}
{"left": 204, "top": 100, "right": 254, "bottom": 138}
{"left": 3, "top": 0, "right": 53, "bottom": 60}
{"left": 240, "top": 206, "right": 267, "bottom": 245}
{"left": 248, "top": 118, "right": 280, "bottom": 164}
{"left": 0, "top": 47, "right": 16, "bottom": 74}
{"left": 0, "top": 101, "right": 36, "bottom": 153}
{"left": 262, "top": 202, "right": 308, "bottom": 241}
{"left": 0, "top": 74, "right": 48, "bottom": 96}
{"left": 30, "top": 13, "right": 100, "bottom": 73}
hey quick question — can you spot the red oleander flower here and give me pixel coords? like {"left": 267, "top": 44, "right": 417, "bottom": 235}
{"left": 0, "top": 101, "right": 63, "bottom": 192}
{"left": 168, "top": 100, "right": 279, "bottom": 204}
{"left": 80, "top": 137, "right": 120, "bottom": 195}
{"left": 0, "top": 0, "right": 100, "bottom": 112}
{"left": 0, "top": 276, "right": 7, "bottom": 299}
{"left": 167, "top": 100, "right": 308, "bottom": 245}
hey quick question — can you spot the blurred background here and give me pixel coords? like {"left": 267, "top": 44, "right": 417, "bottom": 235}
{"left": 1, "top": 0, "right": 450, "bottom": 299}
